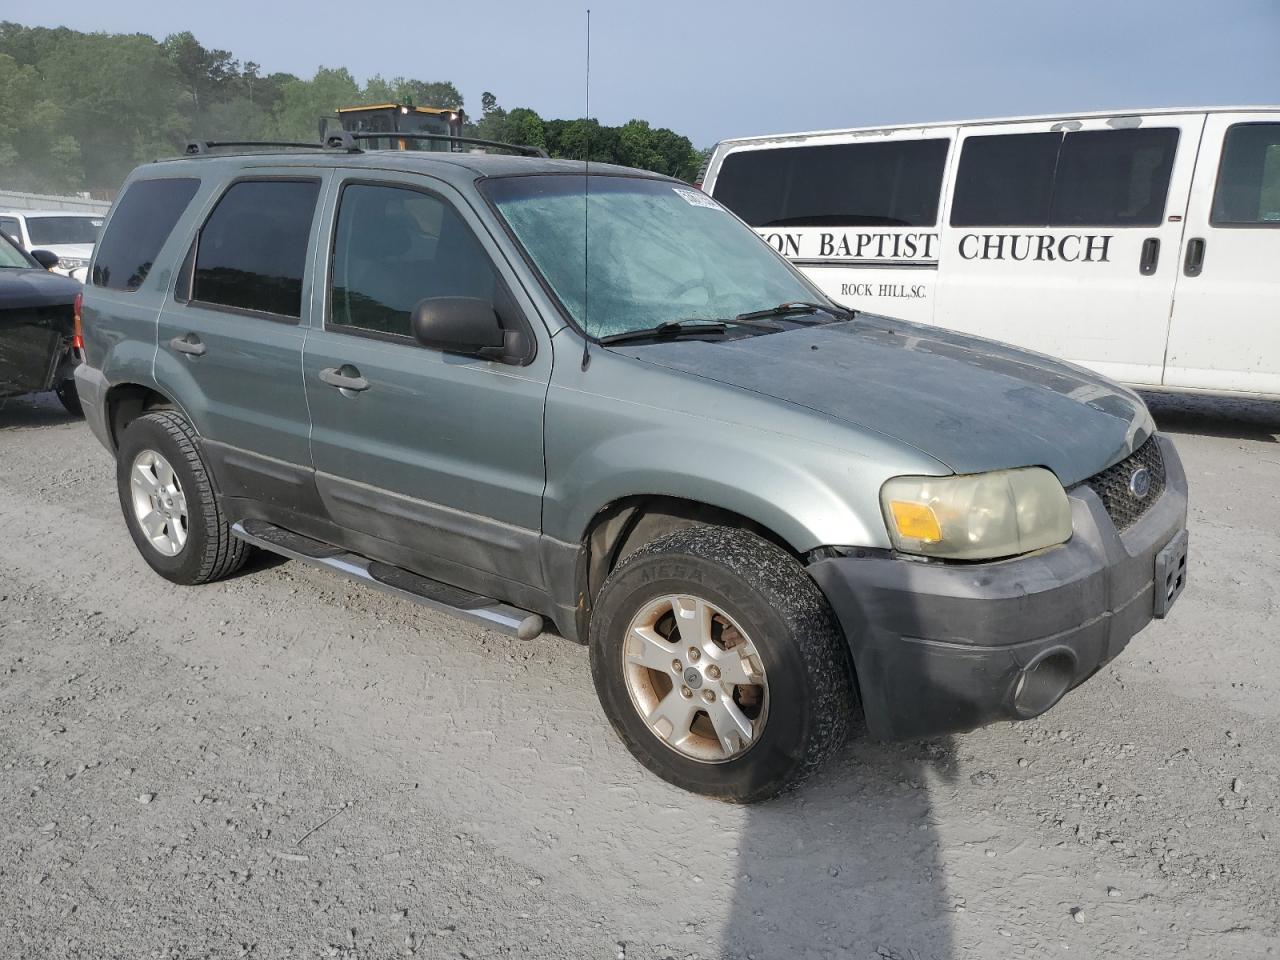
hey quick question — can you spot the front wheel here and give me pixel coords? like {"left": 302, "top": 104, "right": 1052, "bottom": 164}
{"left": 589, "top": 526, "right": 854, "bottom": 802}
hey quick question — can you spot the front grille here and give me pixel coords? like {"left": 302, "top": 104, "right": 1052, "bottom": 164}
{"left": 1079, "top": 436, "right": 1166, "bottom": 532}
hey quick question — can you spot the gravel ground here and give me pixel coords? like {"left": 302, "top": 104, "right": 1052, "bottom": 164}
{"left": 1, "top": 389, "right": 1278, "bottom": 960}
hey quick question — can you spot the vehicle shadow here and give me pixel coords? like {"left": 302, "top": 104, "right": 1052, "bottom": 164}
{"left": 0, "top": 391, "right": 80, "bottom": 429}
{"left": 724, "top": 722, "right": 958, "bottom": 959}
{"left": 1140, "top": 389, "right": 1280, "bottom": 443}
{"left": 228, "top": 547, "right": 291, "bottom": 578}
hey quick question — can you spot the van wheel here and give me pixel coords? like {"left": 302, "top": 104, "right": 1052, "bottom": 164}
{"left": 589, "top": 526, "right": 854, "bottom": 802}
{"left": 116, "top": 411, "right": 251, "bottom": 585}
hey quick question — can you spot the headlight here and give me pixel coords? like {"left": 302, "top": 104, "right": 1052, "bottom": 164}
{"left": 58, "top": 257, "right": 89, "bottom": 269}
{"left": 881, "top": 467, "right": 1072, "bottom": 560}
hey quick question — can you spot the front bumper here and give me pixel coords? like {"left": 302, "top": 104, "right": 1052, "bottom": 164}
{"left": 74, "top": 363, "right": 113, "bottom": 452}
{"left": 808, "top": 434, "right": 1189, "bottom": 741}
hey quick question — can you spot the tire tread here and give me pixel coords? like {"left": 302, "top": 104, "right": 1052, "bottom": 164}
{"left": 595, "top": 525, "right": 855, "bottom": 801}
{"left": 123, "top": 411, "right": 249, "bottom": 584}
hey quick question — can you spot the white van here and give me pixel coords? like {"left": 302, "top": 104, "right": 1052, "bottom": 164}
{"left": 701, "top": 107, "right": 1280, "bottom": 398}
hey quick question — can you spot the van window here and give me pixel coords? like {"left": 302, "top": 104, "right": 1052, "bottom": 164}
{"left": 92, "top": 178, "right": 199, "bottom": 291}
{"left": 950, "top": 133, "right": 1060, "bottom": 227}
{"left": 329, "top": 183, "right": 497, "bottom": 339}
{"left": 713, "top": 139, "right": 950, "bottom": 228}
{"left": 193, "top": 179, "right": 320, "bottom": 318}
{"left": 1212, "top": 123, "right": 1280, "bottom": 226}
{"left": 1050, "top": 128, "right": 1178, "bottom": 227}
{"left": 952, "top": 128, "right": 1179, "bottom": 228}
{"left": 0, "top": 216, "right": 20, "bottom": 245}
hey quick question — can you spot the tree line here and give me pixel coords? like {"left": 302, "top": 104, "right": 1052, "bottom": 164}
{"left": 0, "top": 22, "right": 706, "bottom": 197}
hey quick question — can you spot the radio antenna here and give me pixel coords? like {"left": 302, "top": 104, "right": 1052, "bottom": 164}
{"left": 580, "top": 8, "right": 593, "bottom": 371}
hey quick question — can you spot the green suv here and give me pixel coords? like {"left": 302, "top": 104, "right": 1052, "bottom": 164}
{"left": 76, "top": 141, "right": 1189, "bottom": 801}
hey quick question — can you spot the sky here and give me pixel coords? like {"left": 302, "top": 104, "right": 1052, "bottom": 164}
{"left": 18, "top": 0, "right": 1280, "bottom": 146}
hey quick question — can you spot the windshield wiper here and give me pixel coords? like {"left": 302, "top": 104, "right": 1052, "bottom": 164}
{"left": 599, "top": 318, "right": 781, "bottom": 346}
{"left": 735, "top": 301, "right": 854, "bottom": 324}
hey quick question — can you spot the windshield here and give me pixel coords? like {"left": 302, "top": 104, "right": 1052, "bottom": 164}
{"left": 26, "top": 215, "right": 103, "bottom": 246}
{"left": 482, "top": 175, "right": 824, "bottom": 339}
{"left": 0, "top": 232, "right": 34, "bottom": 268}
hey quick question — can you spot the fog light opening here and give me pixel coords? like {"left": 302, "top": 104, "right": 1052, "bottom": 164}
{"left": 1012, "top": 649, "right": 1076, "bottom": 718}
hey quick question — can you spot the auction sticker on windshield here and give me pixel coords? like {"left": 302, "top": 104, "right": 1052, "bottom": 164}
{"left": 673, "top": 187, "right": 720, "bottom": 209}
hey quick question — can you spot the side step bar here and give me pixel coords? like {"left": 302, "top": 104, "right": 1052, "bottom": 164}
{"left": 231, "top": 519, "right": 544, "bottom": 640}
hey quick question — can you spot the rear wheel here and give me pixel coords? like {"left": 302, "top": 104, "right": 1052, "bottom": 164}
{"left": 589, "top": 525, "right": 854, "bottom": 802}
{"left": 116, "top": 411, "right": 251, "bottom": 584}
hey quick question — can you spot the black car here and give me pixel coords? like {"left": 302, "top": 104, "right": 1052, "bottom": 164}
{"left": 0, "top": 231, "right": 82, "bottom": 415}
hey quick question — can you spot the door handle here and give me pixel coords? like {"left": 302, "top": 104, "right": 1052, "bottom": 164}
{"left": 319, "top": 365, "right": 369, "bottom": 392}
{"left": 169, "top": 334, "right": 206, "bottom": 357}
{"left": 1184, "top": 237, "right": 1206, "bottom": 277}
{"left": 1139, "top": 237, "right": 1160, "bottom": 276}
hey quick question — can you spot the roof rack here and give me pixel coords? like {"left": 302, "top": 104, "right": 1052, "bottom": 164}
{"left": 335, "top": 131, "right": 549, "bottom": 158}
{"left": 184, "top": 140, "right": 327, "bottom": 155}
{"left": 183, "top": 133, "right": 548, "bottom": 160}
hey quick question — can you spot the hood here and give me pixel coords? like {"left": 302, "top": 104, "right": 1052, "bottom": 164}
{"left": 0, "top": 267, "right": 81, "bottom": 315}
{"left": 627, "top": 315, "right": 1151, "bottom": 486}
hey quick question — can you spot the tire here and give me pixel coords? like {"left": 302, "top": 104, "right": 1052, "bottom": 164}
{"left": 54, "top": 379, "right": 83, "bottom": 417}
{"left": 589, "top": 525, "right": 855, "bottom": 802}
{"left": 116, "top": 411, "right": 251, "bottom": 585}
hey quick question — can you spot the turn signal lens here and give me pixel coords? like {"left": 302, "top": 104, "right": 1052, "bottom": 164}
{"left": 888, "top": 501, "right": 942, "bottom": 542}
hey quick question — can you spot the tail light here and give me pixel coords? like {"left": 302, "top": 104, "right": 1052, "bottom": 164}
{"left": 72, "top": 292, "right": 84, "bottom": 353}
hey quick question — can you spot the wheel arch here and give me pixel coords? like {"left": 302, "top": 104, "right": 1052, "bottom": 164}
{"left": 104, "top": 382, "right": 183, "bottom": 451}
{"left": 569, "top": 494, "right": 814, "bottom": 645}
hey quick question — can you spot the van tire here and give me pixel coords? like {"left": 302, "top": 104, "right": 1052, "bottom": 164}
{"left": 589, "top": 525, "right": 854, "bottom": 802}
{"left": 116, "top": 411, "right": 251, "bottom": 585}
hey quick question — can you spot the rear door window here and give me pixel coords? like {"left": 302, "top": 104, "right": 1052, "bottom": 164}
{"left": 1212, "top": 122, "right": 1280, "bottom": 226}
{"left": 713, "top": 138, "right": 950, "bottom": 228}
{"left": 193, "top": 179, "right": 320, "bottom": 318}
{"left": 950, "top": 133, "right": 1060, "bottom": 227}
{"left": 951, "top": 127, "right": 1179, "bottom": 227}
{"left": 1050, "top": 128, "right": 1179, "bottom": 226}
{"left": 92, "top": 178, "right": 200, "bottom": 291}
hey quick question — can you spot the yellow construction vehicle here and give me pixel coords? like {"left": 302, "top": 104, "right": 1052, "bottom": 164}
{"left": 320, "top": 103, "right": 465, "bottom": 151}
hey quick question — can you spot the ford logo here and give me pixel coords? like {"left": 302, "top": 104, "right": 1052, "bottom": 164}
{"left": 1128, "top": 467, "right": 1152, "bottom": 499}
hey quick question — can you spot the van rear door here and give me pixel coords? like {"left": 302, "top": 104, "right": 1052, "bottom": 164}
{"left": 933, "top": 113, "right": 1204, "bottom": 386}
{"left": 1164, "top": 112, "right": 1280, "bottom": 396}
{"left": 705, "top": 127, "right": 954, "bottom": 323}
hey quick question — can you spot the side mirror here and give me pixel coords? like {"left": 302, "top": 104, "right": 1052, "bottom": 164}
{"left": 31, "top": 249, "right": 60, "bottom": 270}
{"left": 411, "top": 297, "right": 509, "bottom": 360}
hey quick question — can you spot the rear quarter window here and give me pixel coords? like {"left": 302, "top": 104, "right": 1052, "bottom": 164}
{"left": 92, "top": 178, "right": 200, "bottom": 291}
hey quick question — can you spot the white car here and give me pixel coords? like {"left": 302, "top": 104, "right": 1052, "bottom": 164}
{"left": 0, "top": 210, "right": 104, "bottom": 283}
